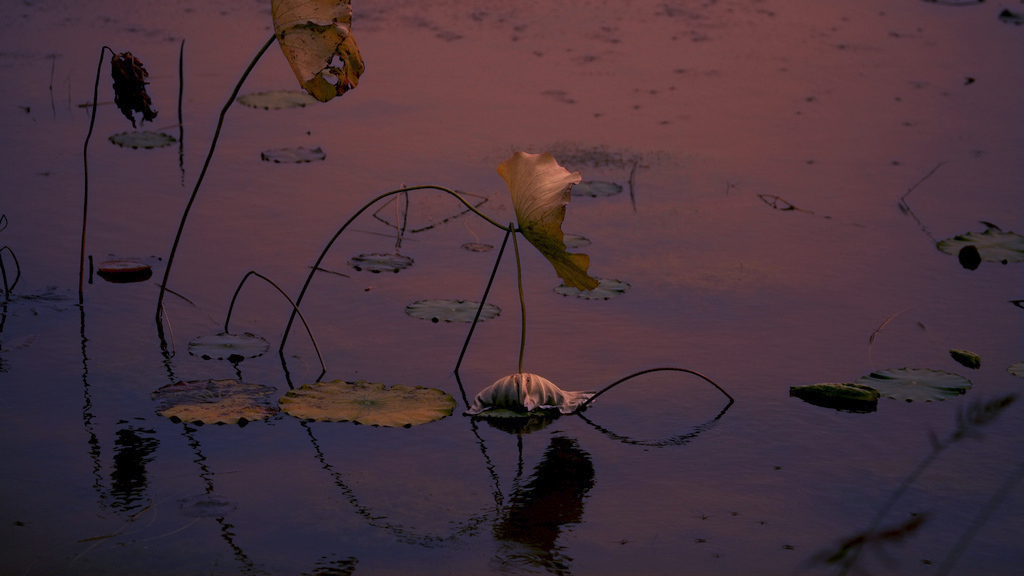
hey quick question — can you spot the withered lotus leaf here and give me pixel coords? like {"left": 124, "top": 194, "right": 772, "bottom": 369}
{"left": 110, "top": 52, "right": 157, "bottom": 127}
{"left": 498, "top": 152, "right": 599, "bottom": 291}
{"left": 279, "top": 380, "right": 456, "bottom": 427}
{"left": 151, "top": 379, "right": 280, "bottom": 425}
{"left": 271, "top": 0, "right": 365, "bottom": 103}
{"left": 465, "top": 373, "right": 594, "bottom": 416}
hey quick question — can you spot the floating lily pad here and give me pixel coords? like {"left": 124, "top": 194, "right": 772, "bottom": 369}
{"left": 937, "top": 229, "right": 1024, "bottom": 265}
{"left": 789, "top": 383, "right": 880, "bottom": 413}
{"left": 554, "top": 278, "right": 631, "bottom": 300}
{"left": 466, "top": 373, "right": 595, "bottom": 416}
{"left": 855, "top": 368, "right": 971, "bottom": 402}
{"left": 461, "top": 242, "right": 493, "bottom": 252}
{"left": 950, "top": 349, "right": 981, "bottom": 370}
{"left": 108, "top": 130, "right": 176, "bottom": 149}
{"left": 178, "top": 494, "right": 237, "bottom": 518}
{"left": 405, "top": 299, "right": 500, "bottom": 323}
{"left": 260, "top": 146, "right": 325, "bottom": 163}
{"left": 348, "top": 253, "right": 413, "bottom": 273}
{"left": 236, "top": 89, "right": 318, "bottom": 109}
{"left": 564, "top": 234, "right": 591, "bottom": 248}
{"left": 152, "top": 379, "right": 280, "bottom": 425}
{"left": 1009, "top": 362, "right": 1024, "bottom": 377}
{"left": 96, "top": 260, "right": 152, "bottom": 283}
{"left": 279, "top": 380, "right": 455, "bottom": 427}
{"left": 188, "top": 332, "right": 269, "bottom": 361}
{"left": 998, "top": 9, "right": 1024, "bottom": 26}
{"left": 572, "top": 180, "right": 623, "bottom": 197}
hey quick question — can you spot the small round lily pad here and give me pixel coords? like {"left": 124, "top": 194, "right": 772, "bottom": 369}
{"left": 152, "top": 379, "right": 280, "bottom": 425}
{"left": 188, "top": 332, "right": 269, "bottom": 361}
{"left": 236, "top": 89, "right": 318, "bottom": 109}
{"left": 260, "top": 146, "right": 325, "bottom": 163}
{"left": 950, "top": 349, "right": 981, "bottom": 370}
{"left": 1008, "top": 362, "right": 1024, "bottom": 377}
{"left": 564, "top": 234, "right": 591, "bottom": 248}
{"left": 937, "top": 229, "right": 1024, "bottom": 265}
{"left": 96, "top": 260, "right": 152, "bottom": 283}
{"left": 790, "top": 383, "right": 880, "bottom": 413}
{"left": 178, "top": 494, "right": 237, "bottom": 518}
{"left": 461, "top": 242, "right": 494, "bottom": 252}
{"left": 348, "top": 253, "right": 414, "bottom": 273}
{"left": 572, "top": 180, "right": 623, "bottom": 197}
{"left": 279, "top": 380, "right": 456, "bottom": 427}
{"left": 854, "top": 368, "right": 972, "bottom": 402}
{"left": 554, "top": 278, "right": 631, "bottom": 300}
{"left": 405, "top": 299, "right": 501, "bottom": 323}
{"left": 109, "top": 131, "right": 177, "bottom": 149}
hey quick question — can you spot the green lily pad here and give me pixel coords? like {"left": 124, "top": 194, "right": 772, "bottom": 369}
{"left": 236, "top": 89, "right": 318, "bottom": 109}
{"left": 554, "top": 278, "right": 631, "bottom": 300}
{"left": 572, "top": 180, "right": 623, "bottom": 198}
{"left": 260, "top": 146, "right": 326, "bottom": 163}
{"left": 108, "top": 131, "right": 177, "bottom": 149}
{"left": 152, "top": 379, "right": 280, "bottom": 425}
{"left": 348, "top": 253, "right": 414, "bottom": 273}
{"left": 1009, "top": 362, "right": 1024, "bottom": 377}
{"left": 789, "top": 383, "right": 880, "bottom": 413}
{"left": 855, "top": 368, "right": 972, "bottom": 402}
{"left": 405, "top": 299, "right": 500, "bottom": 323}
{"left": 950, "top": 349, "right": 981, "bottom": 370}
{"left": 937, "top": 229, "right": 1024, "bottom": 265}
{"left": 188, "top": 332, "right": 269, "bottom": 361}
{"left": 279, "top": 380, "right": 455, "bottom": 427}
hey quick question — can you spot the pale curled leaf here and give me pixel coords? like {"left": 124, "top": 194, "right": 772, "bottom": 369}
{"left": 272, "top": 0, "right": 365, "bottom": 102}
{"left": 466, "top": 373, "right": 594, "bottom": 416}
{"left": 497, "top": 151, "right": 599, "bottom": 290}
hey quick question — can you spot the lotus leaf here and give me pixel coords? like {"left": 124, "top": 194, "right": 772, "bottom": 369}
{"left": 466, "top": 373, "right": 595, "bottom": 416}
{"left": 236, "top": 89, "right": 318, "bottom": 109}
{"left": 279, "top": 380, "right": 455, "bottom": 427}
{"left": 260, "top": 146, "right": 326, "bottom": 163}
{"left": 110, "top": 51, "right": 156, "bottom": 127}
{"left": 152, "top": 379, "right": 280, "bottom": 425}
{"left": 178, "top": 494, "right": 237, "bottom": 518}
{"left": 348, "top": 253, "right": 413, "bottom": 273}
{"left": 405, "top": 299, "right": 500, "bottom": 323}
{"left": 572, "top": 180, "right": 623, "bottom": 198}
{"left": 789, "top": 383, "right": 880, "bottom": 413}
{"left": 554, "top": 277, "right": 631, "bottom": 300}
{"left": 272, "top": 0, "right": 364, "bottom": 103}
{"left": 1009, "top": 362, "right": 1024, "bottom": 377}
{"left": 936, "top": 229, "right": 1024, "bottom": 264}
{"left": 96, "top": 260, "right": 152, "bottom": 283}
{"left": 498, "top": 151, "right": 600, "bottom": 291}
{"left": 854, "top": 368, "right": 972, "bottom": 402}
{"left": 108, "top": 131, "right": 176, "bottom": 149}
{"left": 188, "top": 332, "right": 269, "bottom": 360}
{"left": 950, "top": 349, "right": 981, "bottom": 370}
{"left": 461, "top": 242, "right": 494, "bottom": 252}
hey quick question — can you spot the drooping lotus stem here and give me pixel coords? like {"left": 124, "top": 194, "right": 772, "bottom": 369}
{"left": 577, "top": 367, "right": 734, "bottom": 411}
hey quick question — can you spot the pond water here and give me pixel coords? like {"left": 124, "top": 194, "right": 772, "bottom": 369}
{"left": 1, "top": 0, "right": 1022, "bottom": 574}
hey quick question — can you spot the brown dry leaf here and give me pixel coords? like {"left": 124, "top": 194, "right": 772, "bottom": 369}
{"left": 498, "top": 152, "right": 599, "bottom": 290}
{"left": 271, "top": 0, "right": 365, "bottom": 102}
{"left": 110, "top": 52, "right": 157, "bottom": 128}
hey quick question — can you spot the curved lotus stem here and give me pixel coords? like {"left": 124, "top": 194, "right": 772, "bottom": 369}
{"left": 279, "top": 185, "right": 507, "bottom": 354}
{"left": 80, "top": 45, "right": 113, "bottom": 304}
{"left": 0, "top": 245, "right": 20, "bottom": 298}
{"left": 155, "top": 33, "right": 277, "bottom": 324}
{"left": 576, "top": 367, "right": 734, "bottom": 412}
{"left": 225, "top": 270, "right": 325, "bottom": 375}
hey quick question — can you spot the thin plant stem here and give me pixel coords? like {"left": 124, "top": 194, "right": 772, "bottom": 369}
{"left": 279, "top": 185, "right": 507, "bottom": 353}
{"left": 155, "top": 33, "right": 276, "bottom": 324}
{"left": 454, "top": 226, "right": 513, "bottom": 374}
{"left": 224, "top": 270, "right": 326, "bottom": 375}
{"left": 0, "top": 246, "right": 20, "bottom": 298}
{"left": 81, "top": 45, "right": 113, "bottom": 304}
{"left": 511, "top": 225, "right": 526, "bottom": 374}
{"left": 577, "top": 366, "right": 734, "bottom": 412}
{"left": 177, "top": 38, "right": 185, "bottom": 185}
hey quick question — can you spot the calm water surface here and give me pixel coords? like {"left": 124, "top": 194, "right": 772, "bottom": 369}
{"left": 1, "top": 0, "right": 1022, "bottom": 574}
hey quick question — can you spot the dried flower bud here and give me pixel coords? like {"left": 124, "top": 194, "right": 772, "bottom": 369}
{"left": 110, "top": 51, "right": 157, "bottom": 128}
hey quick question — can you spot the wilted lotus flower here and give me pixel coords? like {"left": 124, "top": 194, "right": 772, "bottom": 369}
{"left": 498, "top": 152, "right": 600, "bottom": 291}
{"left": 110, "top": 52, "right": 157, "bottom": 128}
{"left": 466, "top": 372, "right": 595, "bottom": 416}
{"left": 272, "top": 0, "right": 365, "bottom": 102}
